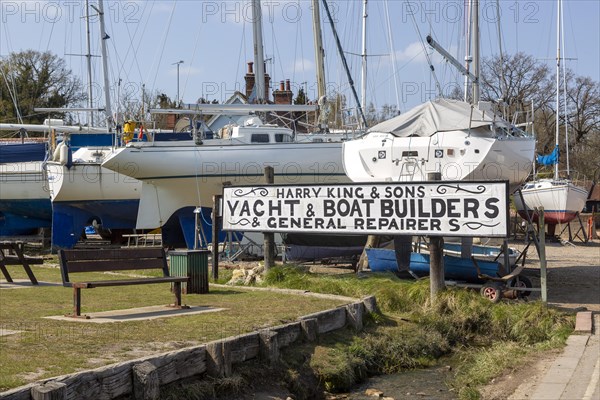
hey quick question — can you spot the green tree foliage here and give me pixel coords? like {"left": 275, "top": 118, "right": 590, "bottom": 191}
{"left": 0, "top": 50, "right": 85, "bottom": 124}
{"left": 293, "top": 87, "right": 307, "bottom": 105}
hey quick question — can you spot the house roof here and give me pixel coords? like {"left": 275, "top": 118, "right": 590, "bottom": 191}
{"left": 588, "top": 182, "right": 600, "bottom": 201}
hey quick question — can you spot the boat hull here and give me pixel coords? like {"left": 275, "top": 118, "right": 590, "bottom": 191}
{"left": 366, "top": 248, "right": 500, "bottom": 282}
{"left": 46, "top": 152, "right": 143, "bottom": 249}
{"left": 513, "top": 180, "right": 588, "bottom": 225}
{"left": 102, "top": 141, "right": 349, "bottom": 248}
{"left": 0, "top": 161, "right": 52, "bottom": 235}
{"left": 342, "top": 132, "right": 534, "bottom": 192}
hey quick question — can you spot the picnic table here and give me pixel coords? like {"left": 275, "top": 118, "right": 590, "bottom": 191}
{"left": 0, "top": 241, "right": 41, "bottom": 285}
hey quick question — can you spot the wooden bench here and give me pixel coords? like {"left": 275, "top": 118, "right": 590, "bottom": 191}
{"left": 58, "top": 247, "right": 188, "bottom": 318}
{"left": 0, "top": 241, "right": 41, "bottom": 285}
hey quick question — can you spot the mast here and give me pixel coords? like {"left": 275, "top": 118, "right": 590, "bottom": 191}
{"left": 251, "top": 0, "right": 265, "bottom": 103}
{"left": 312, "top": 0, "right": 326, "bottom": 100}
{"left": 464, "top": 1, "right": 471, "bottom": 102}
{"left": 361, "top": 0, "right": 368, "bottom": 116}
{"left": 85, "top": 0, "right": 94, "bottom": 126}
{"left": 495, "top": 0, "right": 505, "bottom": 103}
{"left": 96, "top": 0, "right": 113, "bottom": 130}
{"left": 555, "top": 0, "right": 561, "bottom": 180}
{"left": 471, "top": 0, "right": 480, "bottom": 104}
{"left": 560, "top": 0, "right": 570, "bottom": 178}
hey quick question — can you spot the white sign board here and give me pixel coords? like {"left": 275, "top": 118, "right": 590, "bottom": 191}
{"left": 222, "top": 181, "right": 509, "bottom": 237}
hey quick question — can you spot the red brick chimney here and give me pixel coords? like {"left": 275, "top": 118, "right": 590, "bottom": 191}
{"left": 244, "top": 61, "right": 272, "bottom": 102}
{"left": 244, "top": 62, "right": 255, "bottom": 99}
{"left": 273, "top": 79, "right": 293, "bottom": 104}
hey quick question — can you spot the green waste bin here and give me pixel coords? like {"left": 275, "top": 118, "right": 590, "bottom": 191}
{"left": 169, "top": 250, "right": 210, "bottom": 294}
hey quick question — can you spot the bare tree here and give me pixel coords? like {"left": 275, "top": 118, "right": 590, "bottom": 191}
{"left": 480, "top": 52, "right": 554, "bottom": 117}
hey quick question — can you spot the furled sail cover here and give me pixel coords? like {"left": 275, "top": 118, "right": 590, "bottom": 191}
{"left": 368, "top": 98, "right": 498, "bottom": 137}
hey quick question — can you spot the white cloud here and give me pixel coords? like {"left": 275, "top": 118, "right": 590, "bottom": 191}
{"left": 171, "top": 65, "right": 202, "bottom": 76}
{"left": 289, "top": 58, "right": 314, "bottom": 73}
{"left": 395, "top": 41, "right": 453, "bottom": 65}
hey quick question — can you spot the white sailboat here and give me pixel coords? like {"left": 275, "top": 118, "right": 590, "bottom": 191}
{"left": 42, "top": 0, "right": 149, "bottom": 249}
{"left": 342, "top": 0, "right": 535, "bottom": 191}
{"left": 513, "top": 0, "right": 588, "bottom": 229}
{"left": 101, "top": 116, "right": 348, "bottom": 239}
{"left": 343, "top": 98, "right": 535, "bottom": 191}
{"left": 100, "top": 0, "right": 351, "bottom": 248}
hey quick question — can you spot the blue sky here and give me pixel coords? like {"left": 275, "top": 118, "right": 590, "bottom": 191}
{"left": 1, "top": 0, "right": 599, "bottom": 121}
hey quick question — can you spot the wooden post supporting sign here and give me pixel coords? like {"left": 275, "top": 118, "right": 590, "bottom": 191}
{"left": 211, "top": 195, "right": 221, "bottom": 281}
{"left": 264, "top": 166, "right": 275, "bottom": 270}
{"left": 427, "top": 172, "right": 445, "bottom": 298}
{"left": 539, "top": 208, "right": 547, "bottom": 303}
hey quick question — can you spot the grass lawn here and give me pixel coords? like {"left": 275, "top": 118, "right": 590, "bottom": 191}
{"left": 0, "top": 263, "right": 347, "bottom": 391}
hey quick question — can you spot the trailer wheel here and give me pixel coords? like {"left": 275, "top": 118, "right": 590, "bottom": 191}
{"left": 509, "top": 276, "right": 532, "bottom": 298}
{"left": 480, "top": 283, "right": 503, "bottom": 303}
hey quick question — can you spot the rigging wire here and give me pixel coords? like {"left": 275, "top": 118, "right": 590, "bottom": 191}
{"left": 181, "top": 12, "right": 205, "bottom": 103}
{"left": 235, "top": 19, "right": 247, "bottom": 96}
{"left": 148, "top": 1, "right": 178, "bottom": 97}
{"left": 403, "top": 0, "right": 442, "bottom": 98}
{"left": 384, "top": 0, "right": 401, "bottom": 111}
{"left": 119, "top": 1, "right": 152, "bottom": 87}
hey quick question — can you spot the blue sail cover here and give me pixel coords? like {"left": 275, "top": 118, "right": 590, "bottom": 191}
{"left": 537, "top": 145, "right": 559, "bottom": 166}
{"left": 0, "top": 142, "right": 47, "bottom": 163}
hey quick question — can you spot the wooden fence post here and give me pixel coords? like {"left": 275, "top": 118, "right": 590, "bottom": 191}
{"left": 132, "top": 361, "right": 160, "bottom": 400}
{"left": 31, "top": 382, "right": 67, "bottom": 400}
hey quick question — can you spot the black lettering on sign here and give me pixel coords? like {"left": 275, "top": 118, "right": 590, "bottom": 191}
{"left": 253, "top": 200, "right": 264, "bottom": 216}
{"left": 431, "top": 198, "right": 446, "bottom": 217}
{"left": 464, "top": 199, "right": 479, "bottom": 218}
{"left": 240, "top": 201, "right": 251, "bottom": 216}
{"left": 324, "top": 199, "right": 335, "bottom": 217}
{"left": 484, "top": 198, "right": 499, "bottom": 218}
{"left": 227, "top": 200, "right": 239, "bottom": 215}
{"left": 449, "top": 218, "right": 460, "bottom": 232}
{"left": 447, "top": 198, "right": 460, "bottom": 217}
{"left": 269, "top": 200, "right": 282, "bottom": 215}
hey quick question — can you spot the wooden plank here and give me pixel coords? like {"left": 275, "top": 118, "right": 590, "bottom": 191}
{"left": 147, "top": 346, "right": 207, "bottom": 385}
{"left": 226, "top": 333, "right": 260, "bottom": 364}
{"left": 0, "top": 384, "right": 34, "bottom": 400}
{"left": 75, "top": 277, "right": 187, "bottom": 288}
{"left": 2, "top": 256, "right": 44, "bottom": 265}
{"left": 65, "top": 259, "right": 164, "bottom": 273}
{"left": 300, "top": 307, "right": 346, "bottom": 334}
{"left": 60, "top": 248, "right": 164, "bottom": 262}
{"left": 271, "top": 322, "right": 302, "bottom": 348}
{"left": 57, "top": 362, "right": 133, "bottom": 400}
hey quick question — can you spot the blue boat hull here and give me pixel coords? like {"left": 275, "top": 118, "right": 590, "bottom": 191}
{"left": 51, "top": 199, "right": 140, "bottom": 249}
{"left": 0, "top": 199, "right": 52, "bottom": 236}
{"left": 162, "top": 206, "right": 241, "bottom": 250}
{"left": 366, "top": 248, "right": 500, "bottom": 283}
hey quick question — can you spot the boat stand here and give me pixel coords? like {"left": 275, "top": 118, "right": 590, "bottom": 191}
{"left": 557, "top": 212, "right": 589, "bottom": 244}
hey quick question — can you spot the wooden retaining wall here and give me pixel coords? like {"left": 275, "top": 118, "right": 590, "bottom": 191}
{"left": 0, "top": 296, "right": 377, "bottom": 400}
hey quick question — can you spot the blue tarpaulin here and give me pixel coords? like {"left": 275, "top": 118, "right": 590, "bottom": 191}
{"left": 537, "top": 145, "right": 559, "bottom": 166}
